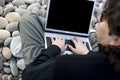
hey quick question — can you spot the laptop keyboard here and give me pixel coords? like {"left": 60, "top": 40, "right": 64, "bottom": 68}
{"left": 46, "top": 37, "right": 90, "bottom": 51}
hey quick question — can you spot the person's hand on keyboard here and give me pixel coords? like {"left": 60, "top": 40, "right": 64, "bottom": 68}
{"left": 51, "top": 36, "right": 67, "bottom": 53}
{"left": 68, "top": 37, "right": 89, "bottom": 55}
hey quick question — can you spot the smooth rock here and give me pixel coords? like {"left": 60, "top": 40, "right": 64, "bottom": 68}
{"left": 92, "top": 16, "right": 97, "bottom": 25}
{"left": 6, "top": 22, "right": 18, "bottom": 32}
{"left": 39, "top": 8, "right": 46, "bottom": 17}
{"left": 0, "top": 17, "right": 8, "bottom": 29}
{"left": 41, "top": 5, "right": 47, "bottom": 10}
{"left": 27, "top": 3, "right": 41, "bottom": 11}
{"left": 31, "top": 7, "right": 40, "bottom": 15}
{"left": 15, "top": 8, "right": 30, "bottom": 16}
{"left": 10, "top": 58, "right": 18, "bottom": 76}
{"left": 0, "top": 0, "right": 5, "bottom": 7}
{"left": 95, "top": 23, "right": 99, "bottom": 30}
{"left": 10, "top": 36, "right": 23, "bottom": 58}
{"left": 5, "top": 12, "right": 21, "bottom": 23}
{"left": 0, "top": 54, "right": 3, "bottom": 70}
{"left": 12, "top": 0, "right": 25, "bottom": 7}
{"left": 2, "top": 47, "right": 11, "bottom": 59}
{"left": 4, "top": 62, "right": 10, "bottom": 67}
{"left": 23, "top": 0, "right": 40, "bottom": 4}
{"left": 5, "top": 0, "right": 13, "bottom": 3}
{"left": 4, "top": 37, "right": 12, "bottom": 46}
{"left": 0, "top": 29, "right": 10, "bottom": 41}
{"left": 17, "top": 59, "right": 25, "bottom": 70}
{"left": 3, "top": 67, "right": 11, "bottom": 74}
{"left": 2, "top": 74, "right": 8, "bottom": 80}
{"left": 42, "top": 0, "right": 48, "bottom": 5}
{"left": 12, "top": 31, "right": 20, "bottom": 37}
{"left": 0, "top": 6, "right": 3, "bottom": 15}
{"left": 19, "top": 5, "right": 27, "bottom": 9}
{"left": 3, "top": 3, "right": 15, "bottom": 16}
{"left": 8, "top": 75, "right": 13, "bottom": 80}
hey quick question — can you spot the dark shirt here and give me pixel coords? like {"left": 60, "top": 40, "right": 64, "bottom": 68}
{"left": 22, "top": 45, "right": 120, "bottom": 80}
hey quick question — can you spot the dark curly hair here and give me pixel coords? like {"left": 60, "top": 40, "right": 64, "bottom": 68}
{"left": 100, "top": 0, "right": 120, "bottom": 72}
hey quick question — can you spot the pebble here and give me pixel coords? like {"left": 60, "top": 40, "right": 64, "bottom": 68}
{"left": 12, "top": 31, "right": 20, "bottom": 37}
{"left": 17, "top": 59, "right": 25, "bottom": 70}
{"left": 6, "top": 22, "right": 19, "bottom": 32}
{"left": 0, "top": 0, "right": 5, "bottom": 7}
{"left": 8, "top": 75, "right": 13, "bottom": 80}
{"left": 3, "top": 67, "right": 11, "bottom": 74}
{"left": 39, "top": 8, "right": 46, "bottom": 17}
{"left": 4, "top": 37, "right": 12, "bottom": 46}
{"left": 15, "top": 8, "right": 30, "bottom": 16}
{"left": 27, "top": 3, "right": 41, "bottom": 11}
{"left": 2, "top": 74, "right": 8, "bottom": 80}
{"left": 12, "top": 0, "right": 25, "bottom": 7}
{"left": 4, "top": 62, "right": 10, "bottom": 67}
{"left": 0, "top": 29, "right": 10, "bottom": 41}
{"left": 0, "top": 6, "right": 3, "bottom": 15}
{"left": 10, "top": 36, "right": 23, "bottom": 58}
{"left": 23, "top": 0, "right": 40, "bottom": 4}
{"left": 10, "top": 58, "right": 18, "bottom": 76}
{"left": 2, "top": 47, "right": 11, "bottom": 60}
{"left": 5, "top": 12, "right": 21, "bottom": 23}
{"left": 0, "top": 54, "right": 3, "bottom": 70}
{"left": 0, "top": 17, "right": 8, "bottom": 29}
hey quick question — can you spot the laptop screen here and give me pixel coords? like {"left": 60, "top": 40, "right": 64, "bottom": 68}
{"left": 45, "top": 0, "right": 95, "bottom": 36}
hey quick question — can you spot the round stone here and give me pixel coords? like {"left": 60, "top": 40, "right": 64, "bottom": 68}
{"left": 2, "top": 47, "right": 11, "bottom": 59}
{"left": 0, "top": 17, "right": 8, "bottom": 29}
{"left": 15, "top": 8, "right": 30, "bottom": 16}
{"left": 12, "top": 0, "right": 25, "bottom": 7}
{"left": 17, "top": 59, "right": 25, "bottom": 70}
{"left": 10, "top": 58, "right": 18, "bottom": 76}
{"left": 23, "top": 0, "right": 40, "bottom": 4}
{"left": 2, "top": 74, "right": 8, "bottom": 80}
{"left": 0, "top": 6, "right": 3, "bottom": 15}
{"left": 6, "top": 22, "right": 19, "bottom": 32}
{"left": 0, "top": 0, "right": 5, "bottom": 7}
{"left": 12, "top": 31, "right": 20, "bottom": 37}
{"left": 0, "top": 54, "right": 3, "bottom": 70}
{"left": 8, "top": 75, "right": 13, "bottom": 80}
{"left": 27, "top": 3, "right": 41, "bottom": 11}
{"left": 5, "top": 12, "right": 21, "bottom": 23}
{"left": 0, "top": 29, "right": 10, "bottom": 41}
{"left": 4, "top": 62, "right": 10, "bottom": 67}
{"left": 4, "top": 37, "right": 12, "bottom": 46}
{"left": 3, "top": 67, "right": 11, "bottom": 74}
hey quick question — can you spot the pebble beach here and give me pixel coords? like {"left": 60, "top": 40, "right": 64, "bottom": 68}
{"left": 0, "top": 0, "right": 106, "bottom": 80}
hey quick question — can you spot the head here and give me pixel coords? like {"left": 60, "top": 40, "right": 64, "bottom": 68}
{"left": 96, "top": 0, "right": 120, "bottom": 72}
{"left": 96, "top": 0, "right": 120, "bottom": 47}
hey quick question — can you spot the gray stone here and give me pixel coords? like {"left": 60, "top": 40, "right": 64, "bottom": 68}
{"left": 27, "top": 3, "right": 41, "bottom": 11}
{"left": 4, "top": 62, "right": 10, "bottom": 67}
{"left": 0, "top": 54, "right": 3, "bottom": 70}
{"left": 0, "top": 6, "right": 3, "bottom": 15}
{"left": 2, "top": 74, "right": 8, "bottom": 80}
{"left": 0, "top": 17, "right": 8, "bottom": 29}
{"left": 15, "top": 8, "right": 30, "bottom": 16}
{"left": 0, "top": 0, "right": 5, "bottom": 7}
{"left": 0, "top": 29, "right": 10, "bottom": 42}
{"left": 23, "top": 0, "right": 40, "bottom": 4}
{"left": 4, "top": 37, "right": 12, "bottom": 46}
{"left": 42, "top": 0, "right": 48, "bottom": 5}
{"left": 17, "top": 59, "right": 25, "bottom": 70}
{"left": 5, "top": 12, "right": 21, "bottom": 23}
{"left": 3, "top": 3, "right": 15, "bottom": 16}
{"left": 12, "top": 31, "right": 20, "bottom": 37}
{"left": 10, "top": 36, "right": 23, "bottom": 58}
{"left": 5, "top": 0, "right": 13, "bottom": 3}
{"left": 12, "top": 0, "right": 25, "bottom": 7}
{"left": 3, "top": 67, "right": 11, "bottom": 74}
{"left": 6, "top": 22, "right": 19, "bottom": 32}
{"left": 10, "top": 58, "right": 18, "bottom": 76}
{"left": 2, "top": 47, "right": 11, "bottom": 60}
{"left": 39, "top": 9, "right": 46, "bottom": 17}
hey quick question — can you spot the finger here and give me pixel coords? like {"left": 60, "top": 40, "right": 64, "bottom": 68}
{"left": 71, "top": 38, "right": 78, "bottom": 46}
{"left": 51, "top": 37, "right": 54, "bottom": 43}
{"left": 68, "top": 45, "right": 76, "bottom": 52}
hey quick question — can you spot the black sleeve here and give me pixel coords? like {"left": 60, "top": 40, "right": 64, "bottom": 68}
{"left": 27, "top": 45, "right": 61, "bottom": 66}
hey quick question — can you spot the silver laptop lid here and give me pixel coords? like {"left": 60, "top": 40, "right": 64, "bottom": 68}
{"left": 45, "top": 0, "right": 95, "bottom": 37}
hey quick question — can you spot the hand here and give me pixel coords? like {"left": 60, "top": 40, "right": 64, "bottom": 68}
{"left": 51, "top": 36, "right": 67, "bottom": 53}
{"left": 68, "top": 37, "right": 89, "bottom": 55}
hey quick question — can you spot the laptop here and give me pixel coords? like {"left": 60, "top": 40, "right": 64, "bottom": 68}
{"left": 44, "top": 0, "right": 95, "bottom": 55}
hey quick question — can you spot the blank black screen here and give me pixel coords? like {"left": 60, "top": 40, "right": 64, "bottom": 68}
{"left": 46, "top": 0, "right": 94, "bottom": 34}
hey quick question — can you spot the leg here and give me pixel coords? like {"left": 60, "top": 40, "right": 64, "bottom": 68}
{"left": 19, "top": 13, "right": 45, "bottom": 65}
